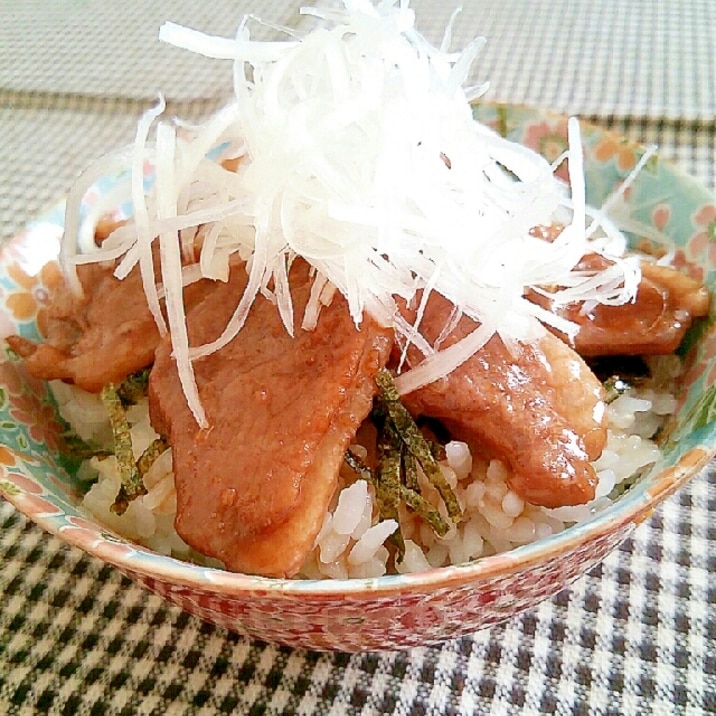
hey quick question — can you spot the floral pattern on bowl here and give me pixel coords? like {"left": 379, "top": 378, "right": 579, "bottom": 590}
{"left": 0, "top": 104, "right": 714, "bottom": 651}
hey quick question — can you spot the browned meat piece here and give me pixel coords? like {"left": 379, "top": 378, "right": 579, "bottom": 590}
{"left": 93, "top": 216, "right": 127, "bottom": 241}
{"left": 529, "top": 253, "right": 710, "bottom": 356}
{"left": 7, "top": 261, "right": 161, "bottom": 392}
{"left": 149, "top": 260, "right": 393, "bottom": 577}
{"left": 400, "top": 293, "right": 607, "bottom": 508}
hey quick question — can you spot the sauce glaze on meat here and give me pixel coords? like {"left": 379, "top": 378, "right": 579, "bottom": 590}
{"left": 7, "top": 262, "right": 160, "bottom": 392}
{"left": 400, "top": 292, "right": 607, "bottom": 508}
{"left": 149, "top": 260, "right": 393, "bottom": 576}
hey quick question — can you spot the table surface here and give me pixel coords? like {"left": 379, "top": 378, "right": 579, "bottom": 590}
{"left": 1, "top": 1, "right": 715, "bottom": 714}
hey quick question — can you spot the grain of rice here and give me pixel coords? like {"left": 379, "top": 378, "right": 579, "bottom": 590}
{"left": 426, "top": 543, "right": 450, "bottom": 568}
{"left": 132, "top": 502, "right": 157, "bottom": 539}
{"left": 593, "top": 448, "right": 619, "bottom": 470}
{"left": 349, "top": 559, "right": 381, "bottom": 579}
{"left": 447, "top": 537, "right": 468, "bottom": 566}
{"left": 332, "top": 479, "right": 371, "bottom": 536}
{"left": 50, "top": 380, "right": 111, "bottom": 445}
{"left": 453, "top": 485, "right": 467, "bottom": 514}
{"left": 397, "top": 539, "right": 433, "bottom": 573}
{"left": 650, "top": 392, "right": 677, "bottom": 414}
{"left": 504, "top": 516, "right": 537, "bottom": 544}
{"left": 464, "top": 481, "right": 486, "bottom": 508}
{"left": 142, "top": 450, "right": 174, "bottom": 490}
{"left": 609, "top": 394, "right": 653, "bottom": 429}
{"left": 484, "top": 529, "right": 514, "bottom": 555}
{"left": 535, "top": 522, "right": 555, "bottom": 540}
{"left": 348, "top": 520, "right": 398, "bottom": 565}
{"left": 501, "top": 490, "right": 525, "bottom": 517}
{"left": 594, "top": 468, "right": 617, "bottom": 499}
{"left": 445, "top": 441, "right": 472, "bottom": 478}
{"left": 484, "top": 463, "right": 510, "bottom": 501}
{"left": 319, "top": 530, "right": 352, "bottom": 564}
{"left": 142, "top": 473, "right": 176, "bottom": 512}
{"left": 319, "top": 560, "right": 349, "bottom": 580}
{"left": 460, "top": 519, "right": 485, "bottom": 559}
{"left": 482, "top": 496, "right": 516, "bottom": 530}
{"left": 439, "top": 464, "right": 458, "bottom": 489}
{"left": 418, "top": 522, "right": 438, "bottom": 548}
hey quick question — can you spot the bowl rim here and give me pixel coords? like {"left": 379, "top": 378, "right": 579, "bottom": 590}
{"left": 3, "top": 445, "right": 711, "bottom": 598}
{"left": 1, "top": 102, "right": 715, "bottom": 598}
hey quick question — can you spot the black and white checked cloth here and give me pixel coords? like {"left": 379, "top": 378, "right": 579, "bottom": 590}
{"left": 1, "top": 1, "right": 715, "bottom": 713}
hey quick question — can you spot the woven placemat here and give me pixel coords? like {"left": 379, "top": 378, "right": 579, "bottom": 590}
{"left": 3, "top": 1, "right": 714, "bottom": 117}
{"left": 407, "top": 0, "right": 716, "bottom": 121}
{"left": 0, "top": 0, "right": 300, "bottom": 101}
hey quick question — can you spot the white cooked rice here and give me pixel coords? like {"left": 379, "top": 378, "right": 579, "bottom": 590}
{"left": 51, "top": 375, "right": 669, "bottom": 579}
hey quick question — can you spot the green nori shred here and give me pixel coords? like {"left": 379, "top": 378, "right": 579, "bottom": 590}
{"left": 60, "top": 432, "right": 112, "bottom": 462}
{"left": 374, "top": 369, "right": 461, "bottom": 521}
{"left": 603, "top": 375, "right": 633, "bottom": 404}
{"left": 403, "top": 448, "right": 419, "bottom": 491}
{"left": 343, "top": 370, "right": 462, "bottom": 556}
{"left": 376, "top": 421, "right": 405, "bottom": 554}
{"left": 101, "top": 383, "right": 147, "bottom": 515}
{"left": 116, "top": 369, "right": 151, "bottom": 406}
{"left": 428, "top": 440, "right": 446, "bottom": 463}
{"left": 344, "top": 447, "right": 450, "bottom": 548}
{"left": 397, "top": 484, "right": 450, "bottom": 537}
{"left": 137, "top": 437, "right": 169, "bottom": 478}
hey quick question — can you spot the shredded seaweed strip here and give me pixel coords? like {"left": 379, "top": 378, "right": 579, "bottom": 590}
{"left": 137, "top": 437, "right": 169, "bottom": 478}
{"left": 344, "top": 369, "right": 459, "bottom": 555}
{"left": 100, "top": 383, "right": 147, "bottom": 515}
{"left": 397, "top": 483, "right": 450, "bottom": 537}
{"left": 375, "top": 420, "right": 405, "bottom": 553}
{"left": 603, "top": 375, "right": 633, "bottom": 404}
{"left": 403, "top": 448, "right": 419, "bottom": 491}
{"left": 60, "top": 432, "right": 112, "bottom": 462}
{"left": 374, "top": 369, "right": 462, "bottom": 521}
{"left": 344, "top": 449, "right": 450, "bottom": 544}
{"left": 116, "top": 368, "right": 151, "bottom": 406}
{"left": 345, "top": 434, "right": 404, "bottom": 554}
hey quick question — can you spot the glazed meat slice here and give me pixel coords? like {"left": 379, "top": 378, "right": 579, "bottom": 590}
{"left": 525, "top": 241, "right": 710, "bottom": 356}
{"left": 554, "top": 257, "right": 710, "bottom": 356}
{"left": 149, "top": 260, "right": 393, "bottom": 577}
{"left": 7, "top": 261, "right": 160, "bottom": 392}
{"left": 401, "top": 293, "right": 607, "bottom": 508}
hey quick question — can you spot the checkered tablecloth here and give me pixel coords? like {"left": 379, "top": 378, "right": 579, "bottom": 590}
{"left": 1, "top": 1, "right": 715, "bottom": 714}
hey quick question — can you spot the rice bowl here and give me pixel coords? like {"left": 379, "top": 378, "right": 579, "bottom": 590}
{"left": 6, "top": 4, "right": 711, "bottom": 585}
{"left": 1, "top": 102, "right": 714, "bottom": 650}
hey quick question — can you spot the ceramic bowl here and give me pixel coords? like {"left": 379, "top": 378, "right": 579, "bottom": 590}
{"left": 1, "top": 104, "right": 715, "bottom": 651}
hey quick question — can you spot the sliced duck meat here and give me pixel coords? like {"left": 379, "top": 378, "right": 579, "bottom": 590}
{"left": 529, "top": 253, "right": 710, "bottom": 356}
{"left": 400, "top": 293, "right": 607, "bottom": 508}
{"left": 7, "top": 260, "right": 161, "bottom": 392}
{"left": 149, "top": 260, "right": 393, "bottom": 577}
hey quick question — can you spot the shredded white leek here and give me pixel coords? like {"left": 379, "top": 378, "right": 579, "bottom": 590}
{"left": 62, "top": 0, "right": 641, "bottom": 422}
{"left": 130, "top": 96, "right": 168, "bottom": 337}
